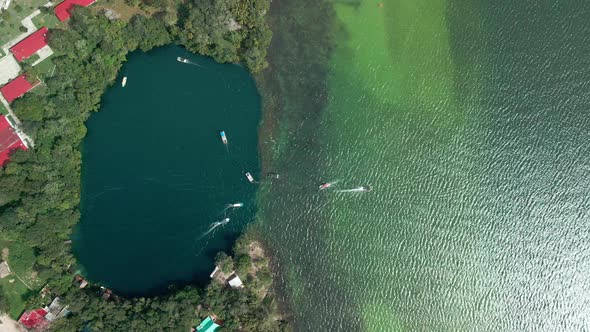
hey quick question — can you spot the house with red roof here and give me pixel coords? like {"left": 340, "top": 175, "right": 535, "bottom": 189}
{"left": 0, "top": 75, "right": 37, "bottom": 103}
{"left": 9, "top": 27, "right": 49, "bottom": 62}
{"left": 18, "top": 308, "right": 50, "bottom": 331}
{"left": 17, "top": 297, "right": 68, "bottom": 331}
{"left": 0, "top": 115, "right": 27, "bottom": 167}
{"left": 55, "top": 0, "right": 97, "bottom": 22}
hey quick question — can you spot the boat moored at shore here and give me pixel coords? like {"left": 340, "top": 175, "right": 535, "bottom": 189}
{"left": 245, "top": 172, "right": 255, "bottom": 183}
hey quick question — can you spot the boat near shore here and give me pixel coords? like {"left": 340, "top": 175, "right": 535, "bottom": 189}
{"left": 177, "top": 57, "right": 190, "bottom": 64}
{"left": 121, "top": 76, "right": 127, "bottom": 87}
{"left": 245, "top": 172, "right": 255, "bottom": 183}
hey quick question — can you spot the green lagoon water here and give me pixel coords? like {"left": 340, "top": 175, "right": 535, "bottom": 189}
{"left": 73, "top": 45, "right": 261, "bottom": 296}
{"left": 259, "top": 0, "right": 590, "bottom": 331}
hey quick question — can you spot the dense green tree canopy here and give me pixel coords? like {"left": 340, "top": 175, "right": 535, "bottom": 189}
{"left": 0, "top": 1, "right": 282, "bottom": 330}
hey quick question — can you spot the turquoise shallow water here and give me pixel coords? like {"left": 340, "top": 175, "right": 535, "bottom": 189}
{"left": 74, "top": 45, "right": 261, "bottom": 296}
{"left": 258, "top": 1, "right": 590, "bottom": 330}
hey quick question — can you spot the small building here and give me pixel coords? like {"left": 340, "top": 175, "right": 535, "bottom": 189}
{"left": 0, "top": 114, "right": 27, "bottom": 167}
{"left": 0, "top": 75, "right": 37, "bottom": 103}
{"left": 10, "top": 27, "right": 49, "bottom": 62}
{"left": 0, "top": 260, "right": 11, "bottom": 278}
{"left": 196, "top": 316, "right": 220, "bottom": 332}
{"left": 18, "top": 297, "right": 68, "bottom": 330}
{"left": 0, "top": 0, "right": 10, "bottom": 12}
{"left": 226, "top": 273, "right": 243, "bottom": 288}
{"left": 73, "top": 274, "right": 88, "bottom": 288}
{"left": 209, "top": 266, "right": 219, "bottom": 279}
{"left": 19, "top": 308, "right": 50, "bottom": 331}
{"left": 44, "top": 297, "right": 69, "bottom": 322}
{"left": 100, "top": 286, "right": 112, "bottom": 300}
{"left": 54, "top": 0, "right": 96, "bottom": 21}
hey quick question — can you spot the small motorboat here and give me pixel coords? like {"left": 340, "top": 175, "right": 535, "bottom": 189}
{"left": 360, "top": 186, "right": 372, "bottom": 192}
{"left": 220, "top": 131, "right": 228, "bottom": 144}
{"left": 121, "top": 76, "right": 127, "bottom": 87}
{"left": 177, "top": 57, "right": 190, "bottom": 63}
{"left": 245, "top": 172, "right": 255, "bottom": 183}
{"left": 319, "top": 182, "right": 333, "bottom": 190}
{"left": 229, "top": 203, "right": 244, "bottom": 208}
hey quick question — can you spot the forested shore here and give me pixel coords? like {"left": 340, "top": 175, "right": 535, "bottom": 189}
{"left": 0, "top": 0, "right": 285, "bottom": 330}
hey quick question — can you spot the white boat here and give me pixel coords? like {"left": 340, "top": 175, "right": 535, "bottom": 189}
{"left": 177, "top": 57, "right": 190, "bottom": 64}
{"left": 229, "top": 203, "right": 244, "bottom": 208}
{"left": 220, "top": 131, "right": 228, "bottom": 144}
{"left": 245, "top": 172, "right": 255, "bottom": 183}
{"left": 121, "top": 76, "right": 127, "bottom": 87}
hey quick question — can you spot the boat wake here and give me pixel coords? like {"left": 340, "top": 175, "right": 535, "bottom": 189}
{"left": 177, "top": 57, "right": 204, "bottom": 68}
{"left": 319, "top": 180, "right": 339, "bottom": 190}
{"left": 200, "top": 218, "right": 230, "bottom": 237}
{"left": 335, "top": 186, "right": 372, "bottom": 193}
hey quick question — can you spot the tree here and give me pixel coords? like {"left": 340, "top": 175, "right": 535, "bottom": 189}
{"left": 215, "top": 252, "right": 234, "bottom": 274}
{"left": 0, "top": 4, "right": 281, "bottom": 331}
{"left": 13, "top": 94, "right": 50, "bottom": 122}
{"left": 235, "top": 254, "right": 252, "bottom": 277}
{"left": 128, "top": 15, "right": 171, "bottom": 52}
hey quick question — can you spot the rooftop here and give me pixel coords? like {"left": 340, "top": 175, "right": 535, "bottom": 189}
{"left": 54, "top": 0, "right": 96, "bottom": 21}
{"left": 196, "top": 316, "right": 220, "bottom": 332}
{"left": 18, "top": 308, "right": 49, "bottom": 330}
{"left": 0, "top": 115, "right": 27, "bottom": 167}
{"left": 10, "top": 27, "right": 49, "bottom": 62}
{"left": 227, "top": 273, "right": 243, "bottom": 288}
{"left": 0, "top": 75, "right": 35, "bottom": 103}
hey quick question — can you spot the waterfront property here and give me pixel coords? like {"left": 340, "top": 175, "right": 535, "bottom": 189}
{"left": 73, "top": 274, "right": 88, "bottom": 288}
{"left": 209, "top": 266, "right": 244, "bottom": 288}
{"left": 227, "top": 273, "right": 243, "bottom": 288}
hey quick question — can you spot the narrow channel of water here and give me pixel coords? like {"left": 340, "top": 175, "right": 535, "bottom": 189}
{"left": 73, "top": 45, "right": 261, "bottom": 296}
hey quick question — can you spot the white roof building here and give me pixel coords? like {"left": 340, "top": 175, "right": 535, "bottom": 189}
{"left": 227, "top": 273, "right": 243, "bottom": 288}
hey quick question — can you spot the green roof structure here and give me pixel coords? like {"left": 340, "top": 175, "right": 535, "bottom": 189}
{"left": 196, "top": 316, "right": 220, "bottom": 332}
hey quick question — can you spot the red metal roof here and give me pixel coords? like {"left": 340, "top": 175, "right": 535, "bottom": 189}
{"left": 0, "top": 75, "right": 35, "bottom": 103}
{"left": 54, "top": 0, "right": 96, "bottom": 21}
{"left": 18, "top": 308, "right": 49, "bottom": 330}
{"left": 0, "top": 115, "right": 27, "bottom": 167}
{"left": 10, "top": 27, "right": 49, "bottom": 62}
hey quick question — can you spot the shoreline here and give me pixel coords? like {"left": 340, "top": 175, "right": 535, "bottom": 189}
{"left": 1, "top": 2, "right": 279, "bottom": 330}
{"left": 251, "top": 0, "right": 343, "bottom": 328}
